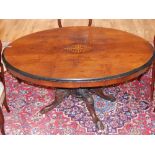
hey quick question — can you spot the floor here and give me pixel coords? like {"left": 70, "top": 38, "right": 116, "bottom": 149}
{"left": 0, "top": 19, "right": 155, "bottom": 43}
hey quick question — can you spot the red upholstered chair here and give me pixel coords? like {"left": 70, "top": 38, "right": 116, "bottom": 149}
{"left": 0, "top": 40, "right": 10, "bottom": 135}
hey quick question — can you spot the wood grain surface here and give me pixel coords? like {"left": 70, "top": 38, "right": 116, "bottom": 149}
{"left": 3, "top": 26, "right": 155, "bottom": 88}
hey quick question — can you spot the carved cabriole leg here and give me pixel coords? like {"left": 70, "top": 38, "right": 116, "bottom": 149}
{"left": 137, "top": 74, "right": 143, "bottom": 82}
{"left": 151, "top": 62, "right": 155, "bottom": 112}
{"left": 40, "top": 89, "right": 71, "bottom": 114}
{"left": 40, "top": 87, "right": 115, "bottom": 131}
{"left": 16, "top": 77, "right": 22, "bottom": 84}
{"left": 0, "top": 107, "right": 5, "bottom": 135}
{"left": 90, "top": 88, "right": 116, "bottom": 102}
{"left": 77, "top": 89, "right": 105, "bottom": 131}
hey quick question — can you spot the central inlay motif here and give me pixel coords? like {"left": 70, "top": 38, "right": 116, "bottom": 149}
{"left": 64, "top": 44, "right": 92, "bottom": 53}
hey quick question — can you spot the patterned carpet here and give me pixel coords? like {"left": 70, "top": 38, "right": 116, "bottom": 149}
{"left": 2, "top": 68, "right": 155, "bottom": 135}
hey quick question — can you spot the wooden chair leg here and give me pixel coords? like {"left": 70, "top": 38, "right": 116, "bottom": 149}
{"left": 151, "top": 63, "right": 155, "bottom": 112}
{"left": 152, "top": 36, "right": 155, "bottom": 112}
{"left": 0, "top": 107, "right": 5, "bottom": 135}
{"left": 3, "top": 96, "right": 10, "bottom": 113}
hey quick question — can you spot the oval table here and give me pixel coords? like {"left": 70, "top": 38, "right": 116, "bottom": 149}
{"left": 2, "top": 27, "right": 155, "bottom": 132}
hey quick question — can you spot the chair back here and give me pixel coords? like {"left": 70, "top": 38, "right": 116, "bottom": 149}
{"left": 57, "top": 19, "right": 92, "bottom": 28}
{"left": 0, "top": 41, "right": 5, "bottom": 83}
{"left": 0, "top": 41, "right": 2, "bottom": 62}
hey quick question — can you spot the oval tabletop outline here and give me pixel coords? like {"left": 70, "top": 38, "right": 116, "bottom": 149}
{"left": 2, "top": 26, "right": 155, "bottom": 88}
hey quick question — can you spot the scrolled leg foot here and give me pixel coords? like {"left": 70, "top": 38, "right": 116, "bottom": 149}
{"left": 96, "top": 120, "right": 105, "bottom": 132}
{"left": 77, "top": 89, "right": 105, "bottom": 132}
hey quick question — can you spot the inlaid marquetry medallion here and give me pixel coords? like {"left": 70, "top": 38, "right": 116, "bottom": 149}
{"left": 64, "top": 44, "right": 92, "bottom": 53}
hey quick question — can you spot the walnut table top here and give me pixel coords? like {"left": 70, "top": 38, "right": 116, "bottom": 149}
{"left": 3, "top": 26, "right": 155, "bottom": 88}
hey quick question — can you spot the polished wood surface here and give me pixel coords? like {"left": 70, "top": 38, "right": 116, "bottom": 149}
{"left": 3, "top": 26, "right": 155, "bottom": 88}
